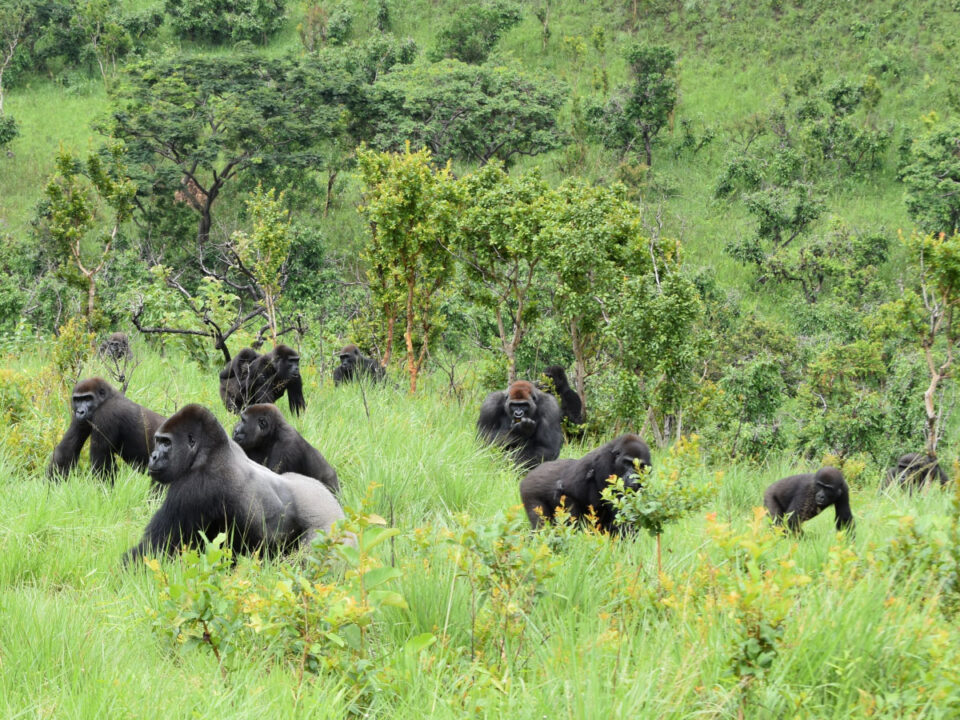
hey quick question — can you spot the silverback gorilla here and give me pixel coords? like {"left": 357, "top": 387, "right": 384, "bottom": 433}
{"left": 885, "top": 452, "right": 949, "bottom": 490}
{"left": 333, "top": 344, "right": 385, "bottom": 385}
{"left": 540, "top": 365, "right": 585, "bottom": 427}
{"left": 48, "top": 377, "right": 166, "bottom": 480}
{"left": 219, "top": 344, "right": 306, "bottom": 416}
{"left": 232, "top": 404, "right": 340, "bottom": 495}
{"left": 520, "top": 433, "right": 651, "bottom": 532}
{"left": 477, "top": 380, "right": 563, "bottom": 470}
{"left": 763, "top": 467, "right": 854, "bottom": 533}
{"left": 125, "top": 405, "right": 345, "bottom": 563}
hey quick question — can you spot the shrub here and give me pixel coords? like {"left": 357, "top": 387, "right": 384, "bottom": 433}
{"left": 164, "top": 0, "right": 287, "bottom": 44}
{"left": 429, "top": 0, "right": 521, "bottom": 64}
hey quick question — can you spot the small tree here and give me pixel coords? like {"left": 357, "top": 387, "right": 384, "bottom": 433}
{"left": 429, "top": 0, "right": 521, "bottom": 64}
{"left": 902, "top": 118, "right": 960, "bottom": 235}
{"left": 602, "top": 435, "right": 716, "bottom": 573}
{"left": 589, "top": 43, "right": 678, "bottom": 166}
{"left": 41, "top": 145, "right": 135, "bottom": 328}
{"left": 878, "top": 232, "right": 960, "bottom": 455}
{"left": 357, "top": 144, "right": 457, "bottom": 393}
{"left": 452, "top": 163, "right": 551, "bottom": 383}
{"left": 231, "top": 186, "right": 292, "bottom": 345}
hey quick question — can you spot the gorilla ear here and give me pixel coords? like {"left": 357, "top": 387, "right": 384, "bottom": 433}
{"left": 187, "top": 432, "right": 197, "bottom": 449}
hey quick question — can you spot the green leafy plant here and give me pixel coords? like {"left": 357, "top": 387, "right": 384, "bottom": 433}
{"left": 602, "top": 435, "right": 716, "bottom": 573}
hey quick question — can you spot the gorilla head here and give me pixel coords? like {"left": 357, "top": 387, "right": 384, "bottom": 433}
{"left": 520, "top": 433, "right": 651, "bottom": 532}
{"left": 333, "top": 344, "right": 385, "bottom": 386}
{"left": 99, "top": 332, "right": 132, "bottom": 361}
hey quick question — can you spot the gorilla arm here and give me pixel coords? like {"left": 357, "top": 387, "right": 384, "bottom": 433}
{"left": 47, "top": 420, "right": 92, "bottom": 478}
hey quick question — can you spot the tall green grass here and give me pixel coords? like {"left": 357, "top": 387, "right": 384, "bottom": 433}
{"left": 0, "top": 350, "right": 956, "bottom": 717}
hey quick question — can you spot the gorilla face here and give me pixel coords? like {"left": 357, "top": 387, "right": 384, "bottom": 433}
{"left": 279, "top": 352, "right": 300, "bottom": 381}
{"left": 338, "top": 346, "right": 360, "bottom": 373}
{"left": 504, "top": 380, "right": 538, "bottom": 430}
{"left": 815, "top": 469, "right": 843, "bottom": 508}
{"left": 72, "top": 382, "right": 109, "bottom": 421}
{"left": 611, "top": 438, "right": 651, "bottom": 490}
{"left": 149, "top": 422, "right": 200, "bottom": 484}
{"left": 232, "top": 407, "right": 275, "bottom": 450}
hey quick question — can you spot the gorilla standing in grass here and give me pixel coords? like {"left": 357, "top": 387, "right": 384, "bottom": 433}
{"left": 48, "top": 377, "right": 166, "bottom": 481}
{"left": 763, "top": 466, "right": 854, "bottom": 533}
{"left": 124, "top": 405, "right": 345, "bottom": 563}
{"left": 219, "top": 344, "right": 306, "bottom": 416}
{"left": 477, "top": 380, "right": 563, "bottom": 470}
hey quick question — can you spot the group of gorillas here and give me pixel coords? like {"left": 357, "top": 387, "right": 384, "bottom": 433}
{"left": 45, "top": 341, "right": 951, "bottom": 565}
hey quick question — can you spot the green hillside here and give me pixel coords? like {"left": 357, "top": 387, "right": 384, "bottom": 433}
{"left": 2, "top": 0, "right": 960, "bottom": 716}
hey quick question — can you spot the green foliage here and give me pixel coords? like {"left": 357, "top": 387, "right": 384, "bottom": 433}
{"left": 902, "top": 117, "right": 960, "bottom": 234}
{"left": 702, "top": 508, "right": 812, "bottom": 688}
{"left": 588, "top": 43, "right": 677, "bottom": 166}
{"left": 164, "top": 0, "right": 287, "bottom": 44}
{"left": 231, "top": 185, "right": 292, "bottom": 344}
{"left": 429, "top": 0, "right": 521, "bottom": 64}
{"left": 0, "top": 114, "right": 18, "bottom": 148}
{"left": 51, "top": 315, "right": 94, "bottom": 381}
{"left": 356, "top": 144, "right": 457, "bottom": 392}
{"left": 603, "top": 435, "right": 716, "bottom": 573}
{"left": 370, "top": 59, "right": 564, "bottom": 167}
{"left": 147, "top": 511, "right": 415, "bottom": 702}
{"left": 452, "top": 163, "right": 551, "bottom": 382}
{"left": 795, "top": 339, "right": 888, "bottom": 460}
{"left": 445, "top": 506, "right": 558, "bottom": 668}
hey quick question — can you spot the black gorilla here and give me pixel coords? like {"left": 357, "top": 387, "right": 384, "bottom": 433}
{"left": 333, "top": 344, "right": 385, "bottom": 385}
{"left": 219, "top": 344, "right": 306, "bottom": 416}
{"left": 885, "top": 452, "right": 949, "bottom": 490}
{"left": 48, "top": 377, "right": 166, "bottom": 480}
{"left": 539, "top": 365, "right": 585, "bottom": 427}
{"left": 763, "top": 466, "right": 854, "bottom": 533}
{"left": 520, "top": 433, "right": 651, "bottom": 532}
{"left": 125, "top": 404, "right": 346, "bottom": 563}
{"left": 477, "top": 380, "right": 564, "bottom": 470}
{"left": 98, "top": 331, "right": 132, "bottom": 360}
{"left": 232, "top": 404, "right": 340, "bottom": 495}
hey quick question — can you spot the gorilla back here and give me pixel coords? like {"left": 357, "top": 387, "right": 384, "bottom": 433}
{"left": 477, "top": 380, "right": 564, "bottom": 470}
{"left": 48, "top": 377, "right": 166, "bottom": 481}
{"left": 125, "top": 404, "right": 345, "bottom": 563}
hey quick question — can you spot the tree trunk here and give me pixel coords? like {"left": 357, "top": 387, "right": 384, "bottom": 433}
{"left": 644, "top": 134, "right": 653, "bottom": 167}
{"left": 404, "top": 275, "right": 417, "bottom": 393}
{"left": 383, "top": 309, "right": 395, "bottom": 367}
{"left": 86, "top": 275, "right": 97, "bottom": 327}
{"left": 570, "top": 318, "right": 587, "bottom": 414}
{"left": 323, "top": 170, "right": 338, "bottom": 218}
{"left": 495, "top": 305, "right": 516, "bottom": 384}
{"left": 923, "top": 346, "right": 941, "bottom": 455}
{"left": 198, "top": 206, "right": 212, "bottom": 244}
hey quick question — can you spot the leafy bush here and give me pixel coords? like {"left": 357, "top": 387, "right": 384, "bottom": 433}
{"left": 164, "top": 0, "right": 287, "bottom": 43}
{"left": 429, "top": 0, "right": 521, "bottom": 64}
{"left": 0, "top": 114, "right": 18, "bottom": 149}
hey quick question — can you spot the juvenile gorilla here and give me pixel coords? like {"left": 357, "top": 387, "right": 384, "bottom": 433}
{"left": 763, "top": 466, "right": 854, "bottom": 533}
{"left": 48, "top": 377, "right": 166, "bottom": 481}
{"left": 125, "top": 405, "right": 345, "bottom": 563}
{"left": 333, "top": 344, "right": 385, "bottom": 386}
{"left": 520, "top": 433, "right": 651, "bottom": 532}
{"left": 539, "top": 365, "right": 585, "bottom": 427}
{"left": 477, "top": 380, "right": 564, "bottom": 470}
{"left": 219, "top": 344, "right": 306, "bottom": 416}
{"left": 232, "top": 404, "right": 340, "bottom": 495}
{"left": 885, "top": 452, "right": 949, "bottom": 490}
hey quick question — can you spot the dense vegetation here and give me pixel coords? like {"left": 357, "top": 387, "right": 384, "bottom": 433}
{"left": 3, "top": 0, "right": 960, "bottom": 716}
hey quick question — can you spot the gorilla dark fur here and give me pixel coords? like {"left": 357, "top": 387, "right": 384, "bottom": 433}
{"left": 232, "top": 404, "right": 340, "bottom": 495}
{"left": 885, "top": 452, "right": 949, "bottom": 490}
{"left": 333, "top": 344, "right": 385, "bottom": 386}
{"left": 99, "top": 332, "right": 132, "bottom": 360}
{"left": 763, "top": 467, "right": 854, "bottom": 533}
{"left": 125, "top": 404, "right": 346, "bottom": 563}
{"left": 520, "top": 433, "right": 651, "bottom": 532}
{"left": 540, "top": 365, "right": 585, "bottom": 427}
{"left": 477, "top": 380, "right": 564, "bottom": 470}
{"left": 219, "top": 344, "right": 306, "bottom": 416}
{"left": 48, "top": 377, "right": 166, "bottom": 481}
